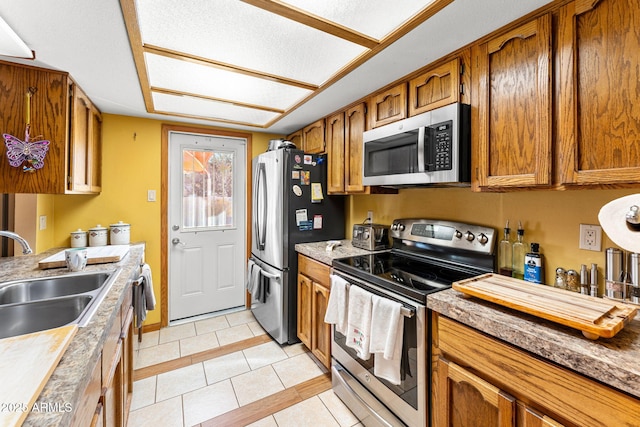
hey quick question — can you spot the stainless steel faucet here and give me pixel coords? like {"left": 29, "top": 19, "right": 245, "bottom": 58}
{"left": 0, "top": 231, "right": 33, "bottom": 255}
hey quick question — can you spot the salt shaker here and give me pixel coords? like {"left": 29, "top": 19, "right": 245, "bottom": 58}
{"left": 554, "top": 267, "right": 567, "bottom": 290}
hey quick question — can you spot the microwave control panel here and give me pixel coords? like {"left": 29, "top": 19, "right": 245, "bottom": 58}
{"left": 427, "top": 120, "right": 453, "bottom": 171}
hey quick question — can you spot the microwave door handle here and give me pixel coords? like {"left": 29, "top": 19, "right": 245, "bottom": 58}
{"left": 417, "top": 126, "right": 426, "bottom": 172}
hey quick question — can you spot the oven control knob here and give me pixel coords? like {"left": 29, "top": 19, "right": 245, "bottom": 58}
{"left": 391, "top": 223, "right": 398, "bottom": 231}
{"left": 455, "top": 230, "right": 463, "bottom": 239}
{"left": 398, "top": 224, "right": 405, "bottom": 231}
{"left": 365, "top": 374, "right": 371, "bottom": 383}
{"left": 465, "top": 231, "right": 475, "bottom": 241}
{"left": 478, "top": 233, "right": 489, "bottom": 244}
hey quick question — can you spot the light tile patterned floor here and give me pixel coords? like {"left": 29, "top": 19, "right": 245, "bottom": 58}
{"left": 129, "top": 310, "right": 361, "bottom": 427}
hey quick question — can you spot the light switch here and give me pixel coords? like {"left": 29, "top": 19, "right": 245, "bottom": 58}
{"left": 147, "top": 190, "right": 156, "bottom": 202}
{"left": 39, "top": 215, "right": 47, "bottom": 230}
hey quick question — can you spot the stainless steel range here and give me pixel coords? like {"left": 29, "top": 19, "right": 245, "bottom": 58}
{"left": 330, "top": 218, "right": 496, "bottom": 427}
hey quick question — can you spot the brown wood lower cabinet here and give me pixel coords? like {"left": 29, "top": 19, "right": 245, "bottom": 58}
{"left": 297, "top": 254, "right": 331, "bottom": 369}
{"left": 432, "top": 314, "right": 639, "bottom": 427}
{"left": 71, "top": 284, "right": 133, "bottom": 427}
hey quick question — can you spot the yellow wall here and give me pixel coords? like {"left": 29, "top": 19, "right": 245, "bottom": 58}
{"left": 27, "top": 111, "right": 639, "bottom": 320}
{"left": 349, "top": 187, "right": 640, "bottom": 291}
{"left": 48, "top": 114, "right": 277, "bottom": 325}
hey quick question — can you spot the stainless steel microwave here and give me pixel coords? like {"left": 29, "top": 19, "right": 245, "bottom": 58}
{"left": 362, "top": 103, "right": 470, "bottom": 187}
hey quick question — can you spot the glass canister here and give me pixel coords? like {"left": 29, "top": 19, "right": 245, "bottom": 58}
{"left": 88, "top": 224, "right": 108, "bottom": 246}
{"left": 70, "top": 229, "right": 87, "bottom": 248}
{"left": 109, "top": 221, "right": 130, "bottom": 245}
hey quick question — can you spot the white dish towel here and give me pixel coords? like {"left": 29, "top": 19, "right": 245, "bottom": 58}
{"left": 325, "top": 274, "right": 349, "bottom": 335}
{"left": 346, "top": 285, "right": 373, "bottom": 360}
{"left": 370, "top": 295, "right": 404, "bottom": 385}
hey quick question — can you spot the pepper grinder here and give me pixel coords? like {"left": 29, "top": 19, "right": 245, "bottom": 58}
{"left": 580, "top": 264, "right": 589, "bottom": 295}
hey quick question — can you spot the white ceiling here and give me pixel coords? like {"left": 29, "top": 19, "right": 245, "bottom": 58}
{"left": 0, "top": 0, "right": 551, "bottom": 135}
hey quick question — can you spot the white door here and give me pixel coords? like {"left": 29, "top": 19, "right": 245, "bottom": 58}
{"left": 168, "top": 131, "right": 246, "bottom": 322}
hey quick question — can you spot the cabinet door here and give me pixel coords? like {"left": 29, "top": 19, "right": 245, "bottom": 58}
{"left": 297, "top": 273, "right": 313, "bottom": 348}
{"left": 345, "top": 103, "right": 367, "bottom": 193}
{"left": 368, "top": 83, "right": 407, "bottom": 128}
{"left": 69, "top": 84, "right": 102, "bottom": 193}
{"left": 311, "top": 281, "right": 331, "bottom": 369}
{"left": 517, "top": 403, "right": 564, "bottom": 427}
{"left": 557, "top": 0, "right": 640, "bottom": 184}
{"left": 302, "top": 119, "right": 325, "bottom": 154}
{"left": 70, "top": 355, "right": 102, "bottom": 427}
{"left": 473, "top": 15, "right": 552, "bottom": 188}
{"left": 409, "top": 57, "right": 461, "bottom": 116}
{"left": 286, "top": 129, "right": 303, "bottom": 151}
{"left": 0, "top": 61, "right": 69, "bottom": 194}
{"left": 435, "top": 358, "right": 516, "bottom": 427}
{"left": 121, "top": 306, "right": 134, "bottom": 424}
{"left": 326, "top": 112, "right": 345, "bottom": 194}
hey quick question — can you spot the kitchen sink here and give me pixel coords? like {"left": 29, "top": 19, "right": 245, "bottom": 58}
{"left": 0, "top": 295, "right": 93, "bottom": 339}
{"left": 0, "top": 268, "right": 122, "bottom": 339}
{"left": 0, "top": 271, "right": 112, "bottom": 305}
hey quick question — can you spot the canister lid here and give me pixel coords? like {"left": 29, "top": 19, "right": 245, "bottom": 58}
{"left": 109, "top": 221, "right": 130, "bottom": 227}
{"left": 70, "top": 228, "right": 86, "bottom": 234}
{"left": 89, "top": 224, "right": 107, "bottom": 231}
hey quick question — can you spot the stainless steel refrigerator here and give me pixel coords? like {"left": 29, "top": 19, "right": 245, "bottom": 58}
{"left": 250, "top": 148, "right": 344, "bottom": 344}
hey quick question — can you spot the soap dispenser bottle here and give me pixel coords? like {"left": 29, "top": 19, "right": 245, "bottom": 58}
{"left": 512, "top": 221, "right": 526, "bottom": 280}
{"left": 498, "top": 220, "right": 513, "bottom": 276}
{"left": 524, "top": 243, "right": 544, "bottom": 284}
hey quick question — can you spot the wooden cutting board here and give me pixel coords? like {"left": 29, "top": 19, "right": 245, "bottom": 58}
{"left": 452, "top": 273, "right": 638, "bottom": 339}
{"left": 38, "top": 245, "right": 130, "bottom": 269}
{"left": 0, "top": 325, "right": 77, "bottom": 427}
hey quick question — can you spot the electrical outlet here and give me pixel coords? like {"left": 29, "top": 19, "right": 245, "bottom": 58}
{"left": 147, "top": 190, "right": 156, "bottom": 202}
{"left": 367, "top": 210, "right": 373, "bottom": 223}
{"left": 579, "top": 224, "right": 602, "bottom": 251}
{"left": 39, "top": 215, "right": 47, "bottom": 230}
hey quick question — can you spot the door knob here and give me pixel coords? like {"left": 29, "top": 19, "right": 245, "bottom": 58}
{"left": 172, "top": 238, "right": 185, "bottom": 247}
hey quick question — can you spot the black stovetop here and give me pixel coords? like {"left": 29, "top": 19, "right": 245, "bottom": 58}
{"left": 332, "top": 250, "right": 490, "bottom": 304}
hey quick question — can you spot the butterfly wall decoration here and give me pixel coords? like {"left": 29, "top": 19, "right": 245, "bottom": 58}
{"left": 3, "top": 125, "right": 50, "bottom": 172}
{"left": 3, "top": 88, "right": 50, "bottom": 173}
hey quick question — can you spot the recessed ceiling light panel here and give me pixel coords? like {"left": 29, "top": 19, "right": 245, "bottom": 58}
{"left": 152, "top": 91, "right": 280, "bottom": 125}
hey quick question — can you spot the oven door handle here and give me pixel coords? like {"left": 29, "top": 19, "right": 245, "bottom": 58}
{"left": 332, "top": 364, "right": 398, "bottom": 427}
{"left": 331, "top": 270, "right": 417, "bottom": 318}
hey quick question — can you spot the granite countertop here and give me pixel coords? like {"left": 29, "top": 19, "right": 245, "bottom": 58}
{"left": 428, "top": 288, "right": 640, "bottom": 399}
{"left": 0, "top": 244, "right": 145, "bottom": 426}
{"left": 295, "top": 239, "right": 387, "bottom": 265}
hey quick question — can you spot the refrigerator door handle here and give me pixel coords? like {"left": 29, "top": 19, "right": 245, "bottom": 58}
{"left": 256, "top": 162, "right": 268, "bottom": 250}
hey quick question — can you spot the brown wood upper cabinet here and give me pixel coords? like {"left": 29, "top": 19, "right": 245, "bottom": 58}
{"left": 302, "top": 119, "right": 326, "bottom": 154}
{"left": 409, "top": 57, "right": 461, "bottom": 116}
{"left": 472, "top": 15, "right": 552, "bottom": 189}
{"left": 69, "top": 84, "right": 102, "bottom": 193}
{"left": 327, "top": 103, "right": 369, "bottom": 194}
{"left": 368, "top": 83, "right": 407, "bottom": 129}
{"left": 557, "top": 0, "right": 640, "bottom": 185}
{"left": 286, "top": 129, "right": 303, "bottom": 151}
{"left": 0, "top": 61, "right": 102, "bottom": 194}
